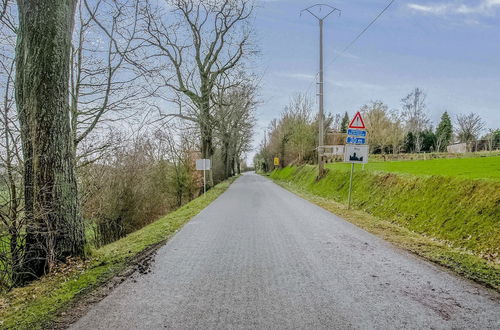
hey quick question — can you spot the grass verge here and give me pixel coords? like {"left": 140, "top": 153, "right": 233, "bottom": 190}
{"left": 0, "top": 177, "right": 237, "bottom": 329}
{"left": 267, "top": 168, "right": 500, "bottom": 291}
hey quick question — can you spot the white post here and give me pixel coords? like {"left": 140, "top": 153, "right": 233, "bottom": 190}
{"left": 348, "top": 163, "right": 354, "bottom": 209}
{"left": 203, "top": 169, "right": 206, "bottom": 195}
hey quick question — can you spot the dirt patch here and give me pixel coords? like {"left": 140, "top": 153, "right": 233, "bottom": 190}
{"left": 46, "top": 242, "right": 162, "bottom": 330}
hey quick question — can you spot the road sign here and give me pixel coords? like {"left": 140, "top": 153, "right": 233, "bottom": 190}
{"left": 347, "top": 129, "right": 367, "bottom": 137}
{"left": 196, "top": 159, "right": 211, "bottom": 195}
{"left": 346, "top": 137, "right": 366, "bottom": 145}
{"left": 344, "top": 145, "right": 369, "bottom": 164}
{"left": 274, "top": 157, "right": 280, "bottom": 166}
{"left": 322, "top": 145, "right": 344, "bottom": 156}
{"left": 196, "top": 159, "right": 211, "bottom": 170}
{"left": 348, "top": 112, "right": 365, "bottom": 129}
{"left": 345, "top": 113, "right": 368, "bottom": 209}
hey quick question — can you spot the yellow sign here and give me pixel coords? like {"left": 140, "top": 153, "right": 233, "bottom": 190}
{"left": 274, "top": 157, "right": 280, "bottom": 166}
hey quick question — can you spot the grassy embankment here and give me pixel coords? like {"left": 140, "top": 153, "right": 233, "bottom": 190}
{"left": 0, "top": 177, "right": 237, "bottom": 329}
{"left": 269, "top": 157, "right": 500, "bottom": 290}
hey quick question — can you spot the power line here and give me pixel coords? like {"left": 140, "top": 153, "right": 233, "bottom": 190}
{"left": 305, "top": 0, "right": 396, "bottom": 95}
{"left": 330, "top": 0, "right": 396, "bottom": 65}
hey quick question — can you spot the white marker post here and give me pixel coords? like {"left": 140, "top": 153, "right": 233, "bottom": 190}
{"left": 196, "top": 159, "right": 211, "bottom": 195}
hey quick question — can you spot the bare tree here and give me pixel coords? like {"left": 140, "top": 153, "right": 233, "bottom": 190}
{"left": 152, "top": 125, "right": 199, "bottom": 206}
{"left": 455, "top": 113, "right": 485, "bottom": 150}
{"left": 0, "top": 0, "right": 24, "bottom": 287}
{"left": 361, "top": 101, "right": 393, "bottom": 154}
{"left": 138, "top": 0, "right": 256, "bottom": 185}
{"left": 484, "top": 129, "right": 498, "bottom": 151}
{"left": 213, "top": 75, "right": 256, "bottom": 178}
{"left": 75, "top": 0, "right": 147, "bottom": 165}
{"left": 401, "top": 88, "right": 430, "bottom": 153}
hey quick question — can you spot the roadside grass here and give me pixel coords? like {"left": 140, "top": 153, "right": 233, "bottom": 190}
{"left": 268, "top": 166, "right": 500, "bottom": 290}
{"left": 0, "top": 177, "right": 237, "bottom": 330}
{"left": 326, "top": 155, "right": 500, "bottom": 180}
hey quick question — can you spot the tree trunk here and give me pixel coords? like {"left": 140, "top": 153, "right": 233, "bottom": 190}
{"left": 222, "top": 138, "right": 231, "bottom": 179}
{"left": 199, "top": 90, "right": 214, "bottom": 186}
{"left": 15, "top": 0, "right": 84, "bottom": 282}
{"left": 231, "top": 156, "right": 236, "bottom": 176}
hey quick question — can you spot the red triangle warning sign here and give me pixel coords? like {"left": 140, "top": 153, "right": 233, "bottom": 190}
{"left": 349, "top": 112, "right": 366, "bottom": 129}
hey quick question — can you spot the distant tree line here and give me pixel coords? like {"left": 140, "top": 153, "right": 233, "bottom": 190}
{"left": 255, "top": 88, "right": 498, "bottom": 171}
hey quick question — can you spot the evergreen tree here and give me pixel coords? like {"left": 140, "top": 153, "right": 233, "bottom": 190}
{"left": 420, "top": 130, "right": 436, "bottom": 152}
{"left": 404, "top": 132, "right": 415, "bottom": 153}
{"left": 340, "top": 112, "right": 349, "bottom": 133}
{"left": 435, "top": 111, "right": 453, "bottom": 152}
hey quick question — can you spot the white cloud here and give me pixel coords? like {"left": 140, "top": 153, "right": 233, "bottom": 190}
{"left": 407, "top": 3, "right": 451, "bottom": 15}
{"left": 407, "top": 0, "right": 500, "bottom": 16}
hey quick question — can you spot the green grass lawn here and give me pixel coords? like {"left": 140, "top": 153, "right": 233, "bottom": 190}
{"left": 326, "top": 156, "right": 500, "bottom": 180}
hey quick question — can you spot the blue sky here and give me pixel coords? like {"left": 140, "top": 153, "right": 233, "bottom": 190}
{"left": 250, "top": 0, "right": 500, "bottom": 159}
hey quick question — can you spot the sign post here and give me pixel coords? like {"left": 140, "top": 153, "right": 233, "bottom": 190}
{"left": 196, "top": 159, "right": 211, "bottom": 195}
{"left": 348, "top": 163, "right": 354, "bottom": 209}
{"left": 344, "top": 112, "right": 368, "bottom": 209}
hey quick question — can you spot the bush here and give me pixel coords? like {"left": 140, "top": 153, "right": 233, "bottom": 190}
{"left": 80, "top": 135, "right": 199, "bottom": 247}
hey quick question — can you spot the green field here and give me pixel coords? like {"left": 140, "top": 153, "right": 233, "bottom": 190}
{"left": 326, "top": 156, "right": 500, "bottom": 180}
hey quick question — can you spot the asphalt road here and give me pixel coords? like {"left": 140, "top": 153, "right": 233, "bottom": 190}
{"left": 71, "top": 172, "right": 500, "bottom": 330}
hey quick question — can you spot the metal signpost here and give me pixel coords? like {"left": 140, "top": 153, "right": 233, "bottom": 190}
{"left": 344, "top": 112, "right": 368, "bottom": 209}
{"left": 196, "top": 159, "right": 211, "bottom": 195}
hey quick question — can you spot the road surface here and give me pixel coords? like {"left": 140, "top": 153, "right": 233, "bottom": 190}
{"left": 71, "top": 172, "right": 499, "bottom": 329}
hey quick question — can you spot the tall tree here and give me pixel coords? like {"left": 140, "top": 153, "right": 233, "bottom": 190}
{"left": 340, "top": 111, "right": 349, "bottom": 133}
{"left": 15, "top": 0, "right": 84, "bottom": 281}
{"left": 361, "top": 101, "right": 396, "bottom": 154}
{"left": 435, "top": 111, "right": 453, "bottom": 152}
{"left": 140, "top": 0, "right": 255, "bottom": 185}
{"left": 214, "top": 81, "right": 256, "bottom": 179}
{"left": 455, "top": 113, "right": 485, "bottom": 150}
{"left": 401, "top": 88, "right": 429, "bottom": 153}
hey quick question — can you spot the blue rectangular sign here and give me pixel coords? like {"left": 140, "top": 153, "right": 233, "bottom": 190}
{"left": 346, "top": 137, "right": 366, "bottom": 144}
{"left": 347, "top": 129, "right": 367, "bottom": 137}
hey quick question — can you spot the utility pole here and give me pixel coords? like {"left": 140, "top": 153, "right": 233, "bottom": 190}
{"left": 301, "top": 4, "right": 340, "bottom": 177}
